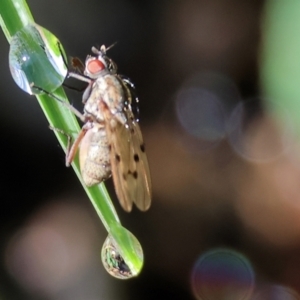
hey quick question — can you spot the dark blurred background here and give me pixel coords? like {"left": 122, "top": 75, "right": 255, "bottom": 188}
{"left": 1, "top": 0, "right": 300, "bottom": 299}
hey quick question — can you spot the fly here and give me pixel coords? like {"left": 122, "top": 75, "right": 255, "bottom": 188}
{"left": 56, "top": 45, "right": 152, "bottom": 212}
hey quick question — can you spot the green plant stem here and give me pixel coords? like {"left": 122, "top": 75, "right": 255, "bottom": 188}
{"left": 0, "top": 0, "right": 145, "bottom": 277}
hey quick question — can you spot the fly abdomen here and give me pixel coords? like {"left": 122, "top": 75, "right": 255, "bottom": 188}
{"left": 79, "top": 126, "right": 111, "bottom": 186}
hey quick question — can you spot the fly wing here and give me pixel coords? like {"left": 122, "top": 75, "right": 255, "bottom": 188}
{"left": 101, "top": 103, "right": 152, "bottom": 212}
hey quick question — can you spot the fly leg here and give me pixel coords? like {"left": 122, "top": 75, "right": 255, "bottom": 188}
{"left": 50, "top": 123, "right": 92, "bottom": 166}
{"left": 71, "top": 57, "right": 85, "bottom": 74}
{"left": 30, "top": 84, "right": 86, "bottom": 122}
{"left": 66, "top": 71, "right": 94, "bottom": 104}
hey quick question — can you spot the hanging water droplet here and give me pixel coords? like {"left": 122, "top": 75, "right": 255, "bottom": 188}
{"left": 101, "top": 226, "right": 143, "bottom": 279}
{"left": 9, "top": 23, "right": 67, "bottom": 95}
{"left": 102, "top": 235, "right": 132, "bottom": 279}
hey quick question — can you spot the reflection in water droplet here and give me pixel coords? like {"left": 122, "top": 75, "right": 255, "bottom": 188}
{"left": 101, "top": 234, "right": 140, "bottom": 280}
{"left": 9, "top": 23, "right": 67, "bottom": 95}
{"left": 191, "top": 248, "right": 255, "bottom": 300}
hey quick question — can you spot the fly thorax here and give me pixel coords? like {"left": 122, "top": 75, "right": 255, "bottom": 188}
{"left": 84, "top": 100, "right": 104, "bottom": 121}
{"left": 98, "top": 75, "right": 125, "bottom": 113}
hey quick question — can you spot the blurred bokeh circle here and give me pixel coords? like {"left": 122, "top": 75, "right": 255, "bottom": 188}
{"left": 191, "top": 248, "right": 255, "bottom": 300}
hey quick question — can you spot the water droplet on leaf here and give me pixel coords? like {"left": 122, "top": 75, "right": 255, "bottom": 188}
{"left": 9, "top": 23, "right": 67, "bottom": 95}
{"left": 101, "top": 227, "right": 143, "bottom": 279}
{"left": 101, "top": 235, "right": 132, "bottom": 279}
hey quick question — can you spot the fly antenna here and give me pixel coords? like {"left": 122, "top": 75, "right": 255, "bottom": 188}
{"left": 92, "top": 42, "right": 118, "bottom": 56}
{"left": 104, "top": 41, "right": 118, "bottom": 52}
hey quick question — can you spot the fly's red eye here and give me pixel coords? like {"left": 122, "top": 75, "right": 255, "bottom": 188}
{"left": 86, "top": 59, "right": 105, "bottom": 74}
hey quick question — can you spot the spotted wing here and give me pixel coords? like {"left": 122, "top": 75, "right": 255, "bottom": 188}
{"left": 101, "top": 103, "right": 152, "bottom": 212}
